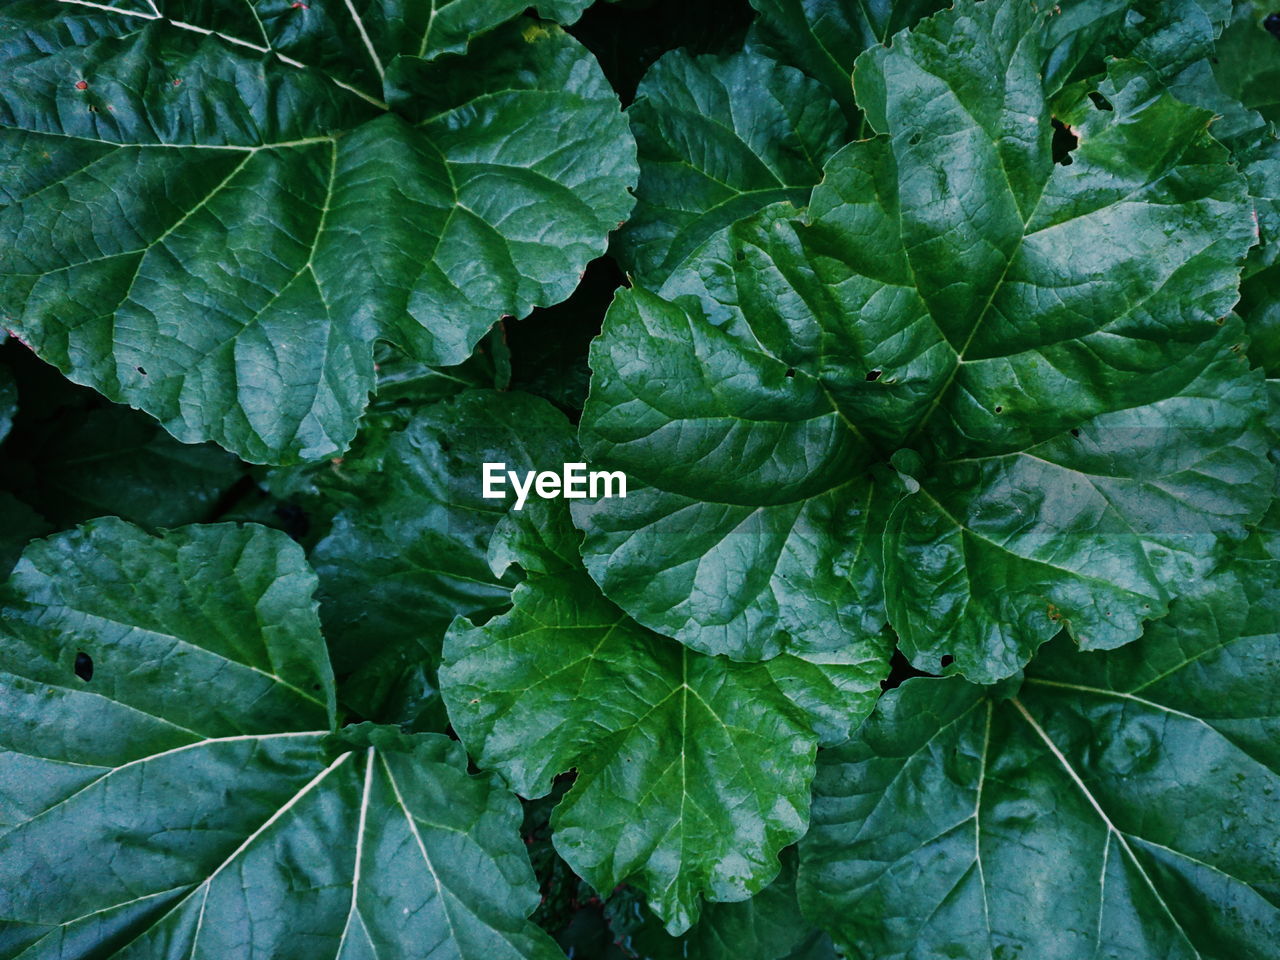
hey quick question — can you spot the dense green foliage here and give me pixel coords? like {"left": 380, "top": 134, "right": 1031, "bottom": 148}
{"left": 1, "top": 0, "right": 1277, "bottom": 957}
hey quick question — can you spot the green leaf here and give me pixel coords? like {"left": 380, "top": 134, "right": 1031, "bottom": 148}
{"left": 606, "top": 849, "right": 839, "bottom": 960}
{"left": 1119, "top": 0, "right": 1231, "bottom": 78}
{"left": 1204, "top": 2, "right": 1280, "bottom": 278}
{"left": 576, "top": 0, "right": 1271, "bottom": 681}
{"left": 575, "top": 279, "right": 904, "bottom": 664}
{"left": 442, "top": 566, "right": 827, "bottom": 935}
{"left": 533, "top": 0, "right": 619, "bottom": 25}
{"left": 884, "top": 337, "right": 1271, "bottom": 681}
{"left": 615, "top": 45, "right": 845, "bottom": 286}
{"left": 1103, "top": 0, "right": 1280, "bottom": 275}
{"left": 0, "top": 404, "right": 245, "bottom": 529}
{"left": 798, "top": 561, "right": 1280, "bottom": 959}
{"left": 748, "top": 0, "right": 950, "bottom": 126}
{"left": 0, "top": 6, "right": 636, "bottom": 463}
{"left": 442, "top": 509, "right": 883, "bottom": 933}
{"left": 0, "top": 521, "right": 561, "bottom": 959}
{"left": 0, "top": 519, "right": 336, "bottom": 756}
{"left": 309, "top": 389, "right": 577, "bottom": 729}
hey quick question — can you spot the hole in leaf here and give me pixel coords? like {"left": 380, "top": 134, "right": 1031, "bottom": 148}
{"left": 880, "top": 647, "right": 935, "bottom": 690}
{"left": 74, "top": 652, "right": 94, "bottom": 682}
{"left": 866, "top": 369, "right": 882, "bottom": 382}
{"left": 784, "top": 368, "right": 796, "bottom": 378}
{"left": 1266, "top": 12, "right": 1280, "bottom": 39}
{"left": 1051, "top": 118, "right": 1078, "bottom": 165}
{"left": 1088, "top": 91, "right": 1113, "bottom": 111}
{"left": 908, "top": 132, "right": 922, "bottom": 146}
{"left": 940, "top": 654, "right": 955, "bottom": 668}
{"left": 994, "top": 405, "right": 1003, "bottom": 414}
{"left": 136, "top": 366, "right": 146, "bottom": 375}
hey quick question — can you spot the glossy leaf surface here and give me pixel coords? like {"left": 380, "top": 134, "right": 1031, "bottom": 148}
{"left": 748, "top": 0, "right": 949, "bottom": 125}
{"left": 0, "top": 520, "right": 560, "bottom": 959}
{"left": 0, "top": 5, "right": 636, "bottom": 463}
{"left": 577, "top": 0, "right": 1272, "bottom": 681}
{"left": 615, "top": 45, "right": 844, "bottom": 286}
{"left": 309, "top": 388, "right": 576, "bottom": 729}
{"left": 799, "top": 562, "right": 1280, "bottom": 959}
{"left": 442, "top": 501, "right": 885, "bottom": 934}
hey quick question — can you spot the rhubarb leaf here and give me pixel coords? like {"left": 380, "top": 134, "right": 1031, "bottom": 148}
{"left": 0, "top": 7, "right": 635, "bottom": 463}
{"left": 576, "top": 1, "right": 1271, "bottom": 681}
{"left": 799, "top": 560, "right": 1280, "bottom": 959}
{"left": 0, "top": 520, "right": 560, "bottom": 960}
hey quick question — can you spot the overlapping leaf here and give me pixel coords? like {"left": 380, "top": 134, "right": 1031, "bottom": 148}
{"left": 1098, "top": 0, "right": 1280, "bottom": 277}
{"left": 441, "top": 499, "right": 887, "bottom": 935}
{"left": 798, "top": 558, "right": 1280, "bottom": 959}
{"left": 606, "top": 850, "right": 838, "bottom": 960}
{"left": 576, "top": 0, "right": 1272, "bottom": 681}
{"left": 748, "top": 0, "right": 949, "bottom": 125}
{"left": 0, "top": 404, "right": 244, "bottom": 528}
{"left": 615, "top": 45, "right": 844, "bottom": 286}
{"left": 0, "top": 3, "right": 636, "bottom": 463}
{"left": 306, "top": 388, "right": 577, "bottom": 729}
{"left": 0, "top": 339, "right": 249, "bottom": 573}
{"left": 0, "top": 519, "right": 560, "bottom": 959}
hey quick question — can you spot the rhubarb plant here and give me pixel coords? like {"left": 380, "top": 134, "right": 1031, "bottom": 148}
{"left": 0, "top": 1, "right": 1277, "bottom": 958}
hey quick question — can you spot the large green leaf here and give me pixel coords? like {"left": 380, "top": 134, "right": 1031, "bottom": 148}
{"left": 0, "top": 4, "right": 636, "bottom": 463}
{"left": 308, "top": 388, "right": 577, "bottom": 729}
{"left": 1198, "top": 3, "right": 1280, "bottom": 315}
{"left": 442, "top": 568, "right": 814, "bottom": 935}
{"left": 576, "top": 280, "right": 905, "bottom": 663}
{"left": 748, "top": 0, "right": 949, "bottom": 126}
{"left": 0, "top": 520, "right": 562, "bottom": 959}
{"left": 441, "top": 500, "right": 886, "bottom": 934}
{"left": 614, "top": 45, "right": 845, "bottom": 286}
{"left": 798, "top": 559, "right": 1280, "bottom": 959}
{"left": 606, "top": 850, "right": 839, "bottom": 960}
{"left": 0, "top": 518, "right": 336, "bottom": 755}
{"left": 576, "top": 0, "right": 1272, "bottom": 681}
